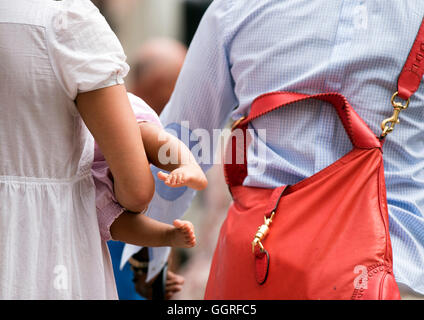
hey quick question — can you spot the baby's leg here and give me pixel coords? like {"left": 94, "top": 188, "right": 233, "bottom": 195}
{"left": 139, "top": 122, "right": 208, "bottom": 190}
{"left": 110, "top": 212, "right": 196, "bottom": 248}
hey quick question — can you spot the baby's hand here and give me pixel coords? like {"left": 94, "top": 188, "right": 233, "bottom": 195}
{"left": 169, "top": 219, "right": 196, "bottom": 248}
{"left": 157, "top": 164, "right": 208, "bottom": 191}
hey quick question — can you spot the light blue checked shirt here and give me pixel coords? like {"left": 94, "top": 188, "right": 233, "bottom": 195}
{"left": 123, "top": 0, "right": 424, "bottom": 294}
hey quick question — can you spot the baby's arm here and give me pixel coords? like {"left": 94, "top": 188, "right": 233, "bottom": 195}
{"left": 139, "top": 122, "right": 208, "bottom": 191}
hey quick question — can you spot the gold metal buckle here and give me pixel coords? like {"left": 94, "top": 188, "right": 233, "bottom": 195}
{"left": 380, "top": 92, "right": 410, "bottom": 137}
{"left": 231, "top": 116, "right": 246, "bottom": 131}
{"left": 251, "top": 212, "right": 275, "bottom": 253}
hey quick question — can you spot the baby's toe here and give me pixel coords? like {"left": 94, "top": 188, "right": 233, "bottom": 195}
{"left": 173, "top": 219, "right": 184, "bottom": 228}
{"left": 183, "top": 222, "right": 194, "bottom": 232}
{"left": 169, "top": 174, "right": 177, "bottom": 185}
{"left": 177, "top": 173, "right": 185, "bottom": 184}
{"left": 157, "top": 171, "right": 169, "bottom": 181}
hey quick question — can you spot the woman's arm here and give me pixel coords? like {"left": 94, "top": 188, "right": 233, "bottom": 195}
{"left": 76, "top": 84, "right": 154, "bottom": 212}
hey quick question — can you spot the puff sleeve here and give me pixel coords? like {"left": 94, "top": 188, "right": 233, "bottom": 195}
{"left": 46, "top": 0, "right": 130, "bottom": 100}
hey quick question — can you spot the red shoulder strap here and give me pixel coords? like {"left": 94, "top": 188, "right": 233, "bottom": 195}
{"left": 240, "top": 92, "right": 380, "bottom": 149}
{"left": 225, "top": 92, "right": 381, "bottom": 187}
{"left": 397, "top": 18, "right": 424, "bottom": 100}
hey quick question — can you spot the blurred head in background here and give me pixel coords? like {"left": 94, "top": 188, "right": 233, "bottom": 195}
{"left": 130, "top": 38, "right": 187, "bottom": 115}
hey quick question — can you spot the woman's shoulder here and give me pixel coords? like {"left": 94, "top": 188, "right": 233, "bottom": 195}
{"left": 46, "top": 0, "right": 110, "bottom": 35}
{"left": 45, "top": 0, "right": 119, "bottom": 54}
{"left": 44, "top": 0, "right": 129, "bottom": 100}
{"left": 47, "top": 0, "right": 100, "bottom": 17}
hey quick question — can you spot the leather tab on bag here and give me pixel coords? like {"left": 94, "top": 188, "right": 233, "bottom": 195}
{"left": 255, "top": 247, "right": 270, "bottom": 285}
{"left": 265, "top": 185, "right": 288, "bottom": 218}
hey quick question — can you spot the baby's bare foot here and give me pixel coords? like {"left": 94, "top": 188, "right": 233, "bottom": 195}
{"left": 157, "top": 164, "right": 208, "bottom": 190}
{"left": 169, "top": 219, "right": 196, "bottom": 248}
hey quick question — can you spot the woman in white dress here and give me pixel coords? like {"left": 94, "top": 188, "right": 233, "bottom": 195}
{"left": 0, "top": 0, "right": 154, "bottom": 299}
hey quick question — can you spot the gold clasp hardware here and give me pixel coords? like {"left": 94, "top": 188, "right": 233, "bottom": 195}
{"left": 231, "top": 116, "right": 246, "bottom": 131}
{"left": 381, "top": 92, "right": 410, "bottom": 137}
{"left": 251, "top": 212, "right": 275, "bottom": 253}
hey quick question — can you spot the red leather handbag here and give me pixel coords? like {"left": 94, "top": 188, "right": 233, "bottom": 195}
{"left": 204, "top": 18, "right": 424, "bottom": 300}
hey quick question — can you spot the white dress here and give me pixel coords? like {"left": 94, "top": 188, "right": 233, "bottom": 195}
{"left": 0, "top": 0, "right": 129, "bottom": 299}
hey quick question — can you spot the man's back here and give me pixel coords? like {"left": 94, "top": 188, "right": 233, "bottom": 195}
{"left": 129, "top": 0, "right": 424, "bottom": 295}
